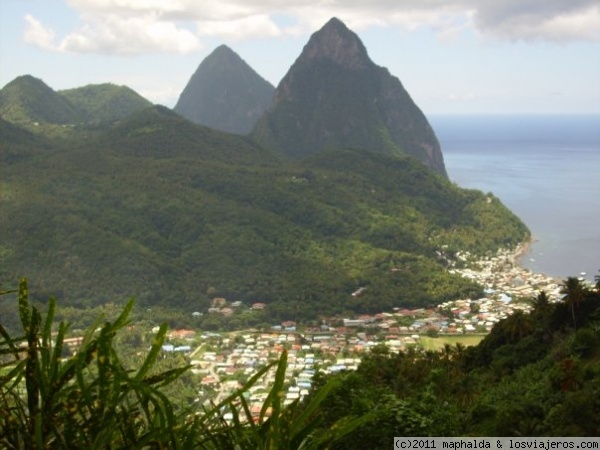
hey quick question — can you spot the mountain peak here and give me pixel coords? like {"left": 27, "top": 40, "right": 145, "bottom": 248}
{"left": 174, "top": 45, "right": 274, "bottom": 134}
{"left": 0, "top": 74, "right": 80, "bottom": 126}
{"left": 8, "top": 74, "right": 47, "bottom": 88}
{"left": 203, "top": 44, "right": 241, "bottom": 67}
{"left": 298, "top": 17, "right": 372, "bottom": 69}
{"left": 252, "top": 18, "right": 447, "bottom": 176}
{"left": 212, "top": 44, "right": 236, "bottom": 56}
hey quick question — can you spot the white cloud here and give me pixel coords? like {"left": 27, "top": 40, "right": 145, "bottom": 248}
{"left": 67, "top": 0, "right": 185, "bottom": 15}
{"left": 517, "top": 11, "right": 600, "bottom": 42}
{"left": 24, "top": 12, "right": 201, "bottom": 54}
{"left": 473, "top": 1, "right": 600, "bottom": 42}
{"left": 195, "top": 15, "right": 283, "bottom": 40}
{"left": 59, "top": 13, "right": 201, "bottom": 54}
{"left": 24, "top": 0, "right": 600, "bottom": 55}
{"left": 276, "top": 2, "right": 464, "bottom": 33}
{"left": 24, "top": 15, "right": 58, "bottom": 51}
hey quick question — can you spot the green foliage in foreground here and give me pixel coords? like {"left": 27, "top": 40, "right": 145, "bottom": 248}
{"left": 2, "top": 276, "right": 599, "bottom": 447}
{"left": 0, "top": 279, "right": 370, "bottom": 449}
{"left": 313, "top": 275, "right": 600, "bottom": 445}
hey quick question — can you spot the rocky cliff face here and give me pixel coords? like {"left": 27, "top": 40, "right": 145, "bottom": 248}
{"left": 174, "top": 45, "right": 274, "bottom": 135}
{"left": 253, "top": 18, "right": 447, "bottom": 177}
{"left": 297, "top": 17, "right": 372, "bottom": 70}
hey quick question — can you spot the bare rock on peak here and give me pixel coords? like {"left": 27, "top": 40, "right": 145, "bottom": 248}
{"left": 253, "top": 18, "right": 447, "bottom": 177}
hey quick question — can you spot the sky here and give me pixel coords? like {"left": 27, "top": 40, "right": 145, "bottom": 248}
{"left": 1, "top": 0, "right": 599, "bottom": 114}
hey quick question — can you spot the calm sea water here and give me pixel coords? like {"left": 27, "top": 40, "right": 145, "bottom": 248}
{"left": 429, "top": 115, "right": 600, "bottom": 282}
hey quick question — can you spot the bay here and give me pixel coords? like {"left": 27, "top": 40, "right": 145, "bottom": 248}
{"left": 430, "top": 114, "right": 600, "bottom": 282}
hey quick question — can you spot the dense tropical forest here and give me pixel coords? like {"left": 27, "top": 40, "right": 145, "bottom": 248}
{"left": 1, "top": 18, "right": 530, "bottom": 324}
{"left": 0, "top": 99, "right": 529, "bottom": 324}
{"left": 1, "top": 275, "right": 599, "bottom": 448}
{"left": 2, "top": 15, "right": 597, "bottom": 447}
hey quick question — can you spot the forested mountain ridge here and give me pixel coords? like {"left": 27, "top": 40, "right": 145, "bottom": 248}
{"left": 174, "top": 45, "right": 275, "bottom": 134}
{"left": 0, "top": 75, "right": 81, "bottom": 126}
{"left": 59, "top": 83, "right": 152, "bottom": 124}
{"left": 252, "top": 17, "right": 447, "bottom": 177}
{"left": 0, "top": 75, "right": 151, "bottom": 130}
{"left": 0, "top": 100, "right": 528, "bottom": 318}
{"left": 1, "top": 18, "right": 528, "bottom": 319}
{"left": 99, "top": 105, "right": 278, "bottom": 163}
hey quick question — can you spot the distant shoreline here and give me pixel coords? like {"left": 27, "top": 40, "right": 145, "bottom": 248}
{"left": 514, "top": 236, "right": 534, "bottom": 266}
{"left": 437, "top": 114, "right": 600, "bottom": 285}
{"left": 513, "top": 236, "right": 564, "bottom": 285}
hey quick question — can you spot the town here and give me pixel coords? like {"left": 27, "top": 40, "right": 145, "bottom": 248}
{"left": 157, "top": 245, "right": 569, "bottom": 422}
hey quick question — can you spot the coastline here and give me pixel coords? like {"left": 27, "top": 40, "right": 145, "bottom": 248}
{"left": 451, "top": 241, "right": 563, "bottom": 304}
{"left": 439, "top": 114, "right": 600, "bottom": 287}
{"left": 513, "top": 238, "right": 533, "bottom": 266}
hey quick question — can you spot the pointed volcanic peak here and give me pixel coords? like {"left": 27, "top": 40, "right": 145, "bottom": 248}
{"left": 59, "top": 83, "right": 152, "bottom": 123}
{"left": 252, "top": 18, "right": 447, "bottom": 177}
{"left": 0, "top": 75, "right": 80, "bottom": 126}
{"left": 296, "top": 17, "right": 373, "bottom": 70}
{"left": 174, "top": 45, "right": 275, "bottom": 135}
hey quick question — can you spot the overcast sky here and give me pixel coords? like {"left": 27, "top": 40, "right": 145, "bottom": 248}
{"left": 1, "top": 0, "right": 599, "bottom": 114}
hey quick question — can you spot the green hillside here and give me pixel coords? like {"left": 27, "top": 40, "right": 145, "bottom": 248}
{"left": 0, "top": 117, "right": 54, "bottom": 163}
{"left": 100, "top": 105, "right": 277, "bottom": 163}
{"left": 0, "top": 76, "right": 152, "bottom": 137}
{"left": 0, "top": 75, "right": 80, "bottom": 126}
{"left": 314, "top": 279, "right": 600, "bottom": 441}
{"left": 2, "top": 276, "right": 597, "bottom": 447}
{"left": 59, "top": 83, "right": 152, "bottom": 123}
{"left": 0, "top": 105, "right": 529, "bottom": 319}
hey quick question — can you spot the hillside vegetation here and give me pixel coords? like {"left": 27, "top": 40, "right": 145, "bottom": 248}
{"left": 1, "top": 19, "right": 530, "bottom": 320}
{"left": 0, "top": 75, "right": 81, "bottom": 126}
{"left": 0, "top": 105, "right": 528, "bottom": 320}
{"left": 312, "top": 276, "right": 600, "bottom": 442}
{"left": 0, "top": 280, "right": 369, "bottom": 448}
{"left": 2, "top": 276, "right": 598, "bottom": 448}
{"left": 59, "top": 83, "right": 152, "bottom": 124}
{"left": 0, "top": 76, "right": 151, "bottom": 133}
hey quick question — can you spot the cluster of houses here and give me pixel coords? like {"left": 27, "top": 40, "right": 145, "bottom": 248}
{"left": 450, "top": 246, "right": 563, "bottom": 303}
{"left": 162, "top": 318, "right": 431, "bottom": 417}
{"left": 158, "top": 246, "right": 569, "bottom": 419}
{"left": 182, "top": 331, "right": 362, "bottom": 420}
{"left": 165, "top": 325, "right": 426, "bottom": 417}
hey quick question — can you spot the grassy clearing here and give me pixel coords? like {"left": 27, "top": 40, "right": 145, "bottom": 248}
{"left": 419, "top": 334, "right": 485, "bottom": 351}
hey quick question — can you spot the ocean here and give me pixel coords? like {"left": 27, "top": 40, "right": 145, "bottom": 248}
{"left": 429, "top": 114, "right": 600, "bottom": 283}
